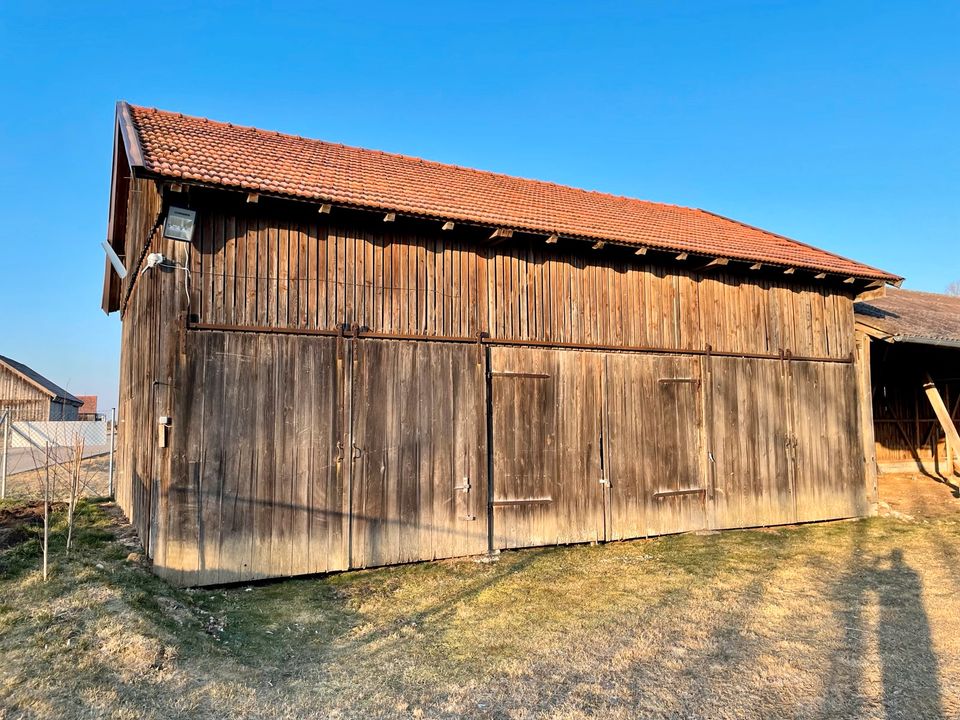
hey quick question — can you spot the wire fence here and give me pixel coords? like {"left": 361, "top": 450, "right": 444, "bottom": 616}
{"left": 0, "top": 411, "right": 116, "bottom": 501}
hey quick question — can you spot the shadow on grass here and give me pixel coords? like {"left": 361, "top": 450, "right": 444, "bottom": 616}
{"left": 820, "top": 520, "right": 945, "bottom": 719}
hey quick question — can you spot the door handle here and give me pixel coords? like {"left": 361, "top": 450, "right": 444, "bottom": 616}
{"left": 351, "top": 443, "right": 363, "bottom": 459}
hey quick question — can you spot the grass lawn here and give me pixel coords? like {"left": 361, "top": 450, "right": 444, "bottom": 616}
{"left": 1, "top": 479, "right": 960, "bottom": 719}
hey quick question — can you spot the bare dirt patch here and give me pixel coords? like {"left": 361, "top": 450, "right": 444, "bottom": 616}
{"left": 878, "top": 471, "right": 960, "bottom": 520}
{"left": 0, "top": 502, "right": 65, "bottom": 551}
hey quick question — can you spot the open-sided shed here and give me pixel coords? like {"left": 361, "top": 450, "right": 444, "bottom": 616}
{"left": 855, "top": 288, "right": 960, "bottom": 477}
{"left": 102, "top": 102, "right": 900, "bottom": 586}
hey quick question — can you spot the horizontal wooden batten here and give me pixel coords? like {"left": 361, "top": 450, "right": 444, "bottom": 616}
{"left": 653, "top": 488, "right": 707, "bottom": 499}
{"left": 186, "top": 322, "right": 854, "bottom": 364}
{"left": 491, "top": 498, "right": 554, "bottom": 507}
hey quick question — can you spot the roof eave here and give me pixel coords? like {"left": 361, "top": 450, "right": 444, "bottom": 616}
{"left": 139, "top": 173, "right": 901, "bottom": 285}
{"left": 853, "top": 322, "right": 960, "bottom": 350}
{"left": 886, "top": 335, "right": 960, "bottom": 349}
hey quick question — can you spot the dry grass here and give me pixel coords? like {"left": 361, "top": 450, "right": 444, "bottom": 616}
{"left": 1, "top": 474, "right": 959, "bottom": 719}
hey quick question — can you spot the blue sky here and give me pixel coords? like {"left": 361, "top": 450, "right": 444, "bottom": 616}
{"left": 0, "top": 1, "right": 957, "bottom": 409}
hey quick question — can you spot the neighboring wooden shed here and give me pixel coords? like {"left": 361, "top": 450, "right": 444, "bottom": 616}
{"left": 855, "top": 288, "right": 960, "bottom": 476}
{"left": 0, "top": 355, "right": 82, "bottom": 421}
{"left": 102, "top": 102, "right": 901, "bottom": 586}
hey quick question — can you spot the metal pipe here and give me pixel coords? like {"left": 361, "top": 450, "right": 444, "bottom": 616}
{"left": 0, "top": 410, "right": 8, "bottom": 499}
{"left": 186, "top": 321, "right": 854, "bottom": 365}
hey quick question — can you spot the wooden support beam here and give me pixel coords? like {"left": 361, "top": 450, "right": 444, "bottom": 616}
{"left": 318, "top": 203, "right": 332, "bottom": 214}
{"left": 749, "top": 263, "right": 762, "bottom": 270}
{"left": 383, "top": 212, "right": 396, "bottom": 223}
{"left": 246, "top": 192, "right": 259, "bottom": 204}
{"left": 675, "top": 252, "right": 689, "bottom": 261}
{"left": 592, "top": 241, "right": 606, "bottom": 250}
{"left": 169, "top": 183, "right": 184, "bottom": 193}
{"left": 634, "top": 247, "right": 647, "bottom": 256}
{"left": 814, "top": 272, "right": 827, "bottom": 280}
{"left": 442, "top": 221, "right": 455, "bottom": 231}
{"left": 854, "top": 331, "right": 878, "bottom": 507}
{"left": 843, "top": 277, "right": 856, "bottom": 284}
{"left": 489, "top": 228, "right": 514, "bottom": 241}
{"left": 923, "top": 373, "right": 960, "bottom": 474}
{"left": 856, "top": 286, "right": 887, "bottom": 302}
{"left": 545, "top": 233, "right": 559, "bottom": 244}
{"left": 698, "top": 257, "right": 729, "bottom": 271}
{"left": 783, "top": 267, "right": 796, "bottom": 275}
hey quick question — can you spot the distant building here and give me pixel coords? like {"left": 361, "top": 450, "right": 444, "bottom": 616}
{"left": 76, "top": 395, "right": 102, "bottom": 421}
{"left": 0, "top": 355, "right": 82, "bottom": 421}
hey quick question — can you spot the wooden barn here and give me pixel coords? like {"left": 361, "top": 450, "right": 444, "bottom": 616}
{"left": 101, "top": 102, "right": 901, "bottom": 586}
{"left": 855, "top": 288, "right": 960, "bottom": 477}
{"left": 0, "top": 354, "right": 82, "bottom": 421}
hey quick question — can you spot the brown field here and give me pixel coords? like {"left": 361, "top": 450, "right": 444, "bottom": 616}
{"left": 0, "top": 473, "right": 958, "bottom": 719}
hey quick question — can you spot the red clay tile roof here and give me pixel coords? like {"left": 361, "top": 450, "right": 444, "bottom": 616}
{"left": 122, "top": 102, "right": 899, "bottom": 282}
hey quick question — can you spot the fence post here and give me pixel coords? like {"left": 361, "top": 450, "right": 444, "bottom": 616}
{"left": 108, "top": 407, "right": 116, "bottom": 498}
{"left": 1, "top": 411, "right": 8, "bottom": 499}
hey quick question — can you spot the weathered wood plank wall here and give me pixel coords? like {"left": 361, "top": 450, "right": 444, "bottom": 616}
{"left": 115, "top": 177, "right": 169, "bottom": 555}
{"left": 114, "top": 184, "right": 872, "bottom": 586}
{"left": 0, "top": 366, "right": 50, "bottom": 421}
{"left": 185, "top": 205, "right": 854, "bottom": 359}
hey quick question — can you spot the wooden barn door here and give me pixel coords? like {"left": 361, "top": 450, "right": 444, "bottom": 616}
{"left": 789, "top": 360, "right": 867, "bottom": 522}
{"left": 489, "top": 347, "right": 605, "bottom": 549}
{"left": 347, "top": 339, "right": 487, "bottom": 569}
{"left": 707, "top": 356, "right": 796, "bottom": 530}
{"left": 601, "top": 353, "right": 707, "bottom": 538}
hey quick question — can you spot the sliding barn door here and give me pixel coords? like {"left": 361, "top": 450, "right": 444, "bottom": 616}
{"left": 602, "top": 353, "right": 707, "bottom": 538}
{"left": 348, "top": 339, "right": 487, "bottom": 569}
{"left": 489, "top": 347, "right": 605, "bottom": 549}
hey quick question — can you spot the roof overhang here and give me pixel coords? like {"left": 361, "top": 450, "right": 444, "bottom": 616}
{"left": 101, "top": 101, "right": 147, "bottom": 314}
{"left": 855, "top": 320, "right": 960, "bottom": 350}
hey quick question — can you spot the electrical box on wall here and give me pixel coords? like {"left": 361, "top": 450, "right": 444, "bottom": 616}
{"left": 158, "top": 416, "right": 172, "bottom": 448}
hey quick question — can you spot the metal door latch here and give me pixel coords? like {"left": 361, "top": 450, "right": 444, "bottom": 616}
{"left": 455, "top": 477, "right": 471, "bottom": 492}
{"left": 351, "top": 443, "right": 363, "bottom": 459}
{"left": 599, "top": 477, "right": 610, "bottom": 486}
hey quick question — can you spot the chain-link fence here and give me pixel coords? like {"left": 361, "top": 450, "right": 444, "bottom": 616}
{"left": 0, "top": 411, "right": 116, "bottom": 501}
